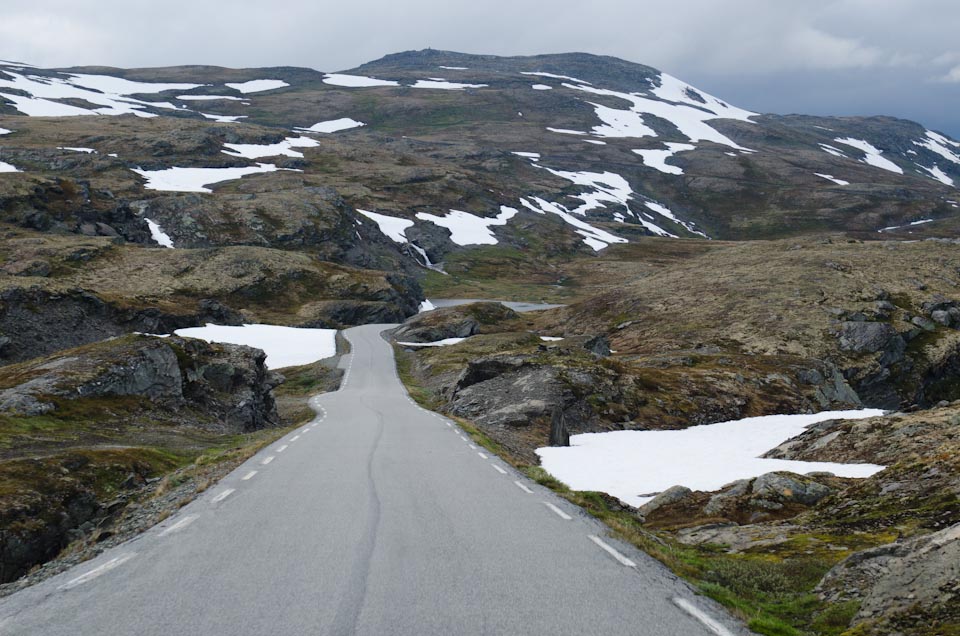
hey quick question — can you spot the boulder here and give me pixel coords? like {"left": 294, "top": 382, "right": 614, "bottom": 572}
{"left": 638, "top": 486, "right": 694, "bottom": 517}
{"left": 751, "top": 472, "right": 832, "bottom": 506}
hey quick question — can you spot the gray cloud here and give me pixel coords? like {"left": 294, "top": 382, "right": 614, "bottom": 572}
{"left": 1, "top": 0, "right": 958, "bottom": 135}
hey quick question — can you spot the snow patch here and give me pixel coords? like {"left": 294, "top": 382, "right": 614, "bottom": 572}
{"left": 633, "top": 142, "right": 695, "bottom": 175}
{"left": 564, "top": 77, "right": 755, "bottom": 150}
{"left": 200, "top": 113, "right": 247, "bottom": 123}
{"left": 357, "top": 209, "right": 413, "bottom": 243}
{"left": 512, "top": 151, "right": 540, "bottom": 161}
{"left": 418, "top": 299, "right": 436, "bottom": 313}
{"left": 520, "top": 196, "right": 629, "bottom": 250}
{"left": 914, "top": 131, "right": 960, "bottom": 166}
{"left": 416, "top": 206, "right": 517, "bottom": 246}
{"left": 820, "top": 143, "right": 848, "bottom": 158}
{"left": 834, "top": 137, "right": 903, "bottom": 174}
{"left": 323, "top": 74, "right": 399, "bottom": 88}
{"left": 396, "top": 337, "right": 466, "bottom": 348}
{"left": 546, "top": 127, "right": 588, "bottom": 136}
{"left": 222, "top": 136, "right": 319, "bottom": 159}
{"left": 411, "top": 79, "right": 487, "bottom": 90}
{"left": 176, "top": 94, "right": 244, "bottom": 101}
{"left": 643, "top": 200, "right": 708, "bottom": 238}
{"left": 131, "top": 163, "right": 288, "bottom": 193}
{"left": 0, "top": 70, "right": 192, "bottom": 118}
{"left": 0, "top": 128, "right": 13, "bottom": 135}
{"left": 58, "top": 146, "right": 96, "bottom": 154}
{"left": 296, "top": 118, "right": 365, "bottom": 133}
{"left": 879, "top": 219, "right": 935, "bottom": 233}
{"left": 531, "top": 84, "right": 552, "bottom": 90}
{"left": 521, "top": 71, "right": 592, "bottom": 85}
{"left": 536, "top": 409, "right": 886, "bottom": 508}
{"left": 174, "top": 324, "right": 337, "bottom": 369}
{"left": 540, "top": 336, "right": 564, "bottom": 342}
{"left": 814, "top": 173, "right": 850, "bottom": 186}
{"left": 224, "top": 79, "right": 289, "bottom": 94}
{"left": 65, "top": 74, "right": 201, "bottom": 95}
{"left": 439, "top": 66, "right": 469, "bottom": 70}
{"left": 0, "top": 160, "right": 21, "bottom": 173}
{"left": 917, "top": 165, "right": 954, "bottom": 187}
{"left": 145, "top": 219, "right": 174, "bottom": 248}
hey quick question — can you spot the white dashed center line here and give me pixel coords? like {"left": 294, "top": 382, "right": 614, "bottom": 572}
{"left": 588, "top": 535, "right": 636, "bottom": 567}
{"left": 211, "top": 488, "right": 236, "bottom": 503}
{"left": 291, "top": 435, "right": 300, "bottom": 441}
{"left": 59, "top": 553, "right": 135, "bottom": 590}
{"left": 543, "top": 502, "right": 572, "bottom": 520}
{"left": 514, "top": 481, "right": 534, "bottom": 494}
{"left": 242, "top": 471, "right": 257, "bottom": 480}
{"left": 477, "top": 452, "right": 488, "bottom": 459}
{"left": 672, "top": 597, "right": 737, "bottom": 636}
{"left": 158, "top": 514, "right": 198, "bottom": 537}
{"left": 277, "top": 445, "right": 289, "bottom": 453}
{"left": 491, "top": 465, "right": 508, "bottom": 475}
{"left": 261, "top": 456, "right": 275, "bottom": 465}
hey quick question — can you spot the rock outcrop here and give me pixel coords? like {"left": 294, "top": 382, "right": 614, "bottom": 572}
{"left": 393, "top": 302, "right": 519, "bottom": 343}
{"left": 818, "top": 523, "right": 960, "bottom": 629}
{"left": 0, "top": 333, "right": 283, "bottom": 583}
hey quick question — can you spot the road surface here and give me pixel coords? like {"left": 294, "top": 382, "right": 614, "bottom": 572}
{"left": 0, "top": 324, "right": 744, "bottom": 636}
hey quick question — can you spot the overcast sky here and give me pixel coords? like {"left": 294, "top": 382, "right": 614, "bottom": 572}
{"left": 2, "top": 0, "right": 959, "bottom": 135}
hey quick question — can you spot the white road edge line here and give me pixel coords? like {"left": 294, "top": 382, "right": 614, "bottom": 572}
{"left": 158, "top": 514, "right": 199, "bottom": 537}
{"left": 241, "top": 471, "right": 257, "bottom": 480}
{"left": 543, "top": 502, "right": 572, "bottom": 520}
{"left": 211, "top": 488, "right": 236, "bottom": 503}
{"left": 672, "top": 597, "right": 737, "bottom": 636}
{"left": 277, "top": 445, "right": 289, "bottom": 453}
{"left": 492, "top": 464, "right": 508, "bottom": 475}
{"left": 60, "top": 553, "right": 135, "bottom": 590}
{"left": 514, "top": 480, "right": 534, "bottom": 494}
{"left": 477, "top": 452, "right": 488, "bottom": 459}
{"left": 261, "top": 456, "right": 275, "bottom": 465}
{"left": 588, "top": 535, "right": 636, "bottom": 567}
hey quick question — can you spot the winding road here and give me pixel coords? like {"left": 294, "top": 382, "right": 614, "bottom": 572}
{"left": 0, "top": 324, "right": 745, "bottom": 635}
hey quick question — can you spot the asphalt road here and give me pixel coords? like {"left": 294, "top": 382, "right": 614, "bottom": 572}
{"left": 0, "top": 324, "right": 745, "bottom": 636}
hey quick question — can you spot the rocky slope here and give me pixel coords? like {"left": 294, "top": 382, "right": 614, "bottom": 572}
{"left": 0, "top": 334, "right": 283, "bottom": 583}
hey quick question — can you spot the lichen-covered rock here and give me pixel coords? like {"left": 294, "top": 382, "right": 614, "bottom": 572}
{"left": 638, "top": 486, "right": 694, "bottom": 518}
{"left": 752, "top": 472, "right": 832, "bottom": 506}
{"left": 817, "top": 523, "right": 960, "bottom": 626}
{"left": 0, "top": 334, "right": 280, "bottom": 432}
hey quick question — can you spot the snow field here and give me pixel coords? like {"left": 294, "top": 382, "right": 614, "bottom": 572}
{"left": 296, "top": 118, "right": 365, "bottom": 133}
{"left": 536, "top": 409, "right": 886, "bottom": 508}
{"left": 174, "top": 324, "right": 337, "bottom": 369}
{"left": 132, "top": 164, "right": 289, "bottom": 193}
